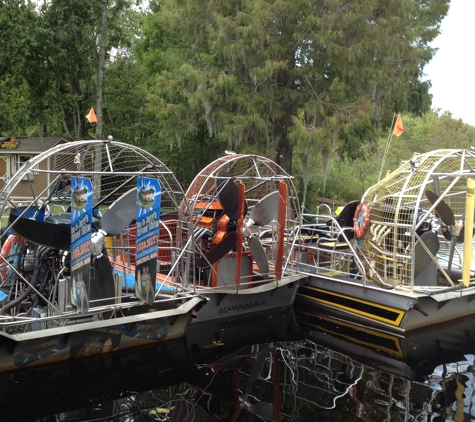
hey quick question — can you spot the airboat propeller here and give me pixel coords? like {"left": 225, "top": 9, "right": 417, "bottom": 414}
{"left": 88, "top": 188, "right": 137, "bottom": 303}
{"left": 215, "top": 169, "right": 248, "bottom": 221}
{"left": 91, "top": 188, "right": 137, "bottom": 251}
{"left": 8, "top": 211, "right": 71, "bottom": 251}
{"left": 9, "top": 188, "right": 136, "bottom": 251}
{"left": 9, "top": 188, "right": 138, "bottom": 305}
{"left": 425, "top": 190, "right": 455, "bottom": 241}
{"left": 414, "top": 231, "right": 440, "bottom": 279}
{"left": 196, "top": 231, "right": 238, "bottom": 269}
{"left": 196, "top": 169, "right": 279, "bottom": 279}
{"left": 425, "top": 190, "right": 464, "bottom": 273}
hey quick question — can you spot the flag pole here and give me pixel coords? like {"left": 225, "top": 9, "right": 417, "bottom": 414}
{"left": 378, "top": 113, "right": 396, "bottom": 182}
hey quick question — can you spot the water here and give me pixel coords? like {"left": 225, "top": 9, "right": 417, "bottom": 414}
{"left": 2, "top": 307, "right": 475, "bottom": 421}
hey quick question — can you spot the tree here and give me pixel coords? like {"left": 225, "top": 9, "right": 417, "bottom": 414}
{"left": 316, "top": 111, "right": 475, "bottom": 205}
{"left": 102, "top": 57, "right": 158, "bottom": 145}
{"left": 0, "top": 0, "right": 137, "bottom": 140}
{"left": 95, "top": 0, "right": 132, "bottom": 140}
{"left": 0, "top": 0, "right": 53, "bottom": 136}
{"left": 142, "top": 0, "right": 448, "bottom": 186}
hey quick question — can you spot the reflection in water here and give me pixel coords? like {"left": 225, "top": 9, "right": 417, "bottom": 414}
{"left": 171, "top": 340, "right": 475, "bottom": 422}
{"left": 2, "top": 307, "right": 475, "bottom": 421}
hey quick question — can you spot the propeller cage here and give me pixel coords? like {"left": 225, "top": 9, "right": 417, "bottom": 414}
{"left": 0, "top": 139, "right": 197, "bottom": 318}
{"left": 360, "top": 149, "right": 475, "bottom": 288}
{"left": 185, "top": 154, "right": 301, "bottom": 286}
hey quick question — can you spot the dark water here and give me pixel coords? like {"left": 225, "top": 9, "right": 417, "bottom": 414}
{"left": 2, "top": 307, "right": 475, "bottom": 421}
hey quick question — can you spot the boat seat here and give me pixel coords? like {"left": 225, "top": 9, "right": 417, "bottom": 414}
{"left": 318, "top": 240, "right": 350, "bottom": 250}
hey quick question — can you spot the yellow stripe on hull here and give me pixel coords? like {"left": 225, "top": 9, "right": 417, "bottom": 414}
{"left": 298, "top": 285, "right": 406, "bottom": 327}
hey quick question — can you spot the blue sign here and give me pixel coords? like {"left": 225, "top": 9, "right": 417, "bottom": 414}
{"left": 70, "top": 177, "right": 93, "bottom": 313}
{"left": 135, "top": 178, "right": 161, "bottom": 305}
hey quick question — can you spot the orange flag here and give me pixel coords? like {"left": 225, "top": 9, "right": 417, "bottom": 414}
{"left": 86, "top": 107, "right": 98, "bottom": 123}
{"left": 392, "top": 114, "right": 404, "bottom": 137}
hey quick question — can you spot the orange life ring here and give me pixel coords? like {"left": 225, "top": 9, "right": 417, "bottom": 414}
{"left": 353, "top": 202, "right": 370, "bottom": 240}
{"left": 0, "top": 234, "right": 22, "bottom": 280}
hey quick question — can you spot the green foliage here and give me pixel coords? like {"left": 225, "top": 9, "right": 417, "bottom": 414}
{"left": 0, "top": 0, "right": 137, "bottom": 139}
{"left": 144, "top": 123, "right": 227, "bottom": 189}
{"left": 138, "top": 0, "right": 449, "bottom": 206}
{"left": 0, "top": 79, "right": 31, "bottom": 136}
{"left": 102, "top": 58, "right": 158, "bottom": 146}
{"left": 379, "top": 111, "right": 475, "bottom": 174}
{"left": 2, "top": 0, "right": 467, "bottom": 206}
{"left": 0, "top": 1, "right": 51, "bottom": 134}
{"left": 309, "top": 112, "right": 475, "bottom": 205}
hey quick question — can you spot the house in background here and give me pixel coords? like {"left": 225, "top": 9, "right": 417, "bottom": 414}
{"left": 0, "top": 137, "right": 68, "bottom": 190}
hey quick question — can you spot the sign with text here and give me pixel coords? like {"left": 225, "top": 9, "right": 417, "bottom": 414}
{"left": 70, "top": 177, "right": 93, "bottom": 313}
{"left": 135, "top": 178, "right": 161, "bottom": 305}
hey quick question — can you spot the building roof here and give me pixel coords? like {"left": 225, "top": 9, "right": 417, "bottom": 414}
{"left": 0, "top": 137, "right": 68, "bottom": 154}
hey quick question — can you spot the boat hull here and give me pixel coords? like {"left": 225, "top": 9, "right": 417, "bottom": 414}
{"left": 187, "top": 305, "right": 303, "bottom": 362}
{"left": 192, "top": 275, "right": 305, "bottom": 323}
{"left": 296, "top": 274, "right": 475, "bottom": 334}
{"left": 0, "top": 296, "right": 206, "bottom": 372}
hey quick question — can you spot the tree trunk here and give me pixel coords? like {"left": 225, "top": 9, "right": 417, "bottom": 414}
{"left": 95, "top": 1, "right": 108, "bottom": 140}
{"left": 273, "top": 114, "right": 293, "bottom": 175}
{"left": 321, "top": 147, "right": 331, "bottom": 197}
{"left": 275, "top": 136, "right": 292, "bottom": 176}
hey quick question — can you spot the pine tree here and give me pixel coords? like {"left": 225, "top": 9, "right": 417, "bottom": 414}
{"left": 142, "top": 0, "right": 448, "bottom": 184}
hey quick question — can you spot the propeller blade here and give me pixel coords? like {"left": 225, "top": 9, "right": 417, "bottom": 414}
{"left": 249, "top": 236, "right": 269, "bottom": 279}
{"left": 425, "top": 190, "right": 456, "bottom": 226}
{"left": 249, "top": 191, "right": 279, "bottom": 226}
{"left": 447, "top": 219, "right": 464, "bottom": 272}
{"left": 9, "top": 188, "right": 136, "bottom": 250}
{"left": 244, "top": 351, "right": 267, "bottom": 394}
{"left": 414, "top": 231, "right": 439, "bottom": 279}
{"left": 216, "top": 169, "right": 248, "bottom": 221}
{"left": 441, "top": 228, "right": 452, "bottom": 241}
{"left": 99, "top": 188, "right": 137, "bottom": 236}
{"left": 89, "top": 252, "right": 116, "bottom": 306}
{"left": 9, "top": 211, "right": 71, "bottom": 250}
{"left": 247, "top": 402, "right": 274, "bottom": 420}
{"left": 196, "top": 231, "right": 238, "bottom": 268}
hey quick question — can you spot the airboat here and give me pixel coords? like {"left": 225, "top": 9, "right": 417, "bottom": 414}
{"left": 0, "top": 138, "right": 207, "bottom": 371}
{"left": 295, "top": 149, "right": 475, "bottom": 334}
{"left": 181, "top": 153, "right": 307, "bottom": 322}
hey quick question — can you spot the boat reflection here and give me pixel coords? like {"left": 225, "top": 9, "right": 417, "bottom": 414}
{"left": 2, "top": 306, "right": 475, "bottom": 421}
{"left": 297, "top": 308, "right": 475, "bottom": 421}
{"left": 297, "top": 308, "right": 475, "bottom": 381}
{"left": 0, "top": 338, "right": 199, "bottom": 421}
{"left": 0, "top": 307, "right": 302, "bottom": 421}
